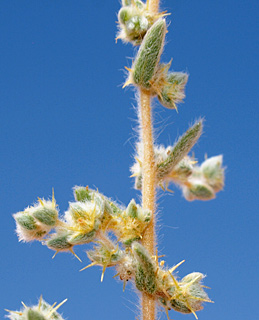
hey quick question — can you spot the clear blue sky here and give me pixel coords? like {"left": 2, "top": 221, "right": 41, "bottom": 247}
{"left": 1, "top": 1, "right": 258, "bottom": 319}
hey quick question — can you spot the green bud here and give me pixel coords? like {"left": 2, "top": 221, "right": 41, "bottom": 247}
{"left": 73, "top": 186, "right": 91, "bottom": 202}
{"left": 32, "top": 207, "right": 58, "bottom": 226}
{"left": 183, "top": 179, "right": 215, "bottom": 201}
{"left": 87, "top": 244, "right": 123, "bottom": 267}
{"left": 118, "top": 7, "right": 132, "bottom": 24}
{"left": 47, "top": 233, "right": 73, "bottom": 251}
{"left": 134, "top": 0, "right": 145, "bottom": 8}
{"left": 158, "top": 71, "right": 189, "bottom": 109}
{"left": 157, "top": 120, "right": 203, "bottom": 180}
{"left": 133, "top": 18, "right": 166, "bottom": 89}
{"left": 132, "top": 242, "right": 157, "bottom": 294}
{"left": 170, "top": 299, "right": 191, "bottom": 314}
{"left": 27, "top": 309, "right": 45, "bottom": 320}
{"left": 171, "top": 157, "right": 194, "bottom": 181}
{"left": 135, "top": 264, "right": 146, "bottom": 292}
{"left": 126, "top": 199, "right": 138, "bottom": 218}
{"left": 201, "top": 155, "right": 224, "bottom": 192}
{"left": 5, "top": 297, "right": 66, "bottom": 320}
{"left": 14, "top": 213, "right": 37, "bottom": 230}
{"left": 122, "top": 0, "right": 132, "bottom": 6}
{"left": 68, "top": 229, "right": 96, "bottom": 245}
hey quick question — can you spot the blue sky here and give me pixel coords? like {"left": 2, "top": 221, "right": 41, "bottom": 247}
{"left": 1, "top": 1, "right": 258, "bottom": 319}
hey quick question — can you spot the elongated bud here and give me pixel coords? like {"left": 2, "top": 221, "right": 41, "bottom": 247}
{"left": 132, "top": 18, "right": 166, "bottom": 89}
{"left": 157, "top": 120, "right": 203, "bottom": 181}
{"left": 5, "top": 297, "right": 66, "bottom": 320}
{"left": 132, "top": 242, "right": 157, "bottom": 294}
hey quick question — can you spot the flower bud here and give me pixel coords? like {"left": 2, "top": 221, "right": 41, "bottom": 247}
{"left": 158, "top": 71, "right": 188, "bottom": 109}
{"left": 5, "top": 297, "right": 66, "bottom": 320}
{"left": 132, "top": 242, "right": 157, "bottom": 294}
{"left": 201, "top": 155, "right": 224, "bottom": 192}
{"left": 132, "top": 18, "right": 166, "bottom": 88}
{"left": 183, "top": 178, "right": 215, "bottom": 201}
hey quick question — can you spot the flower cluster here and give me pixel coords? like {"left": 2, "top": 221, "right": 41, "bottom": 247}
{"left": 5, "top": 296, "right": 66, "bottom": 320}
{"left": 13, "top": 185, "right": 212, "bottom": 317}
{"left": 13, "top": 187, "right": 151, "bottom": 257}
{"left": 81, "top": 241, "right": 211, "bottom": 317}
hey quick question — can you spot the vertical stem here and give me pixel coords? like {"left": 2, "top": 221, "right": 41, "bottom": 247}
{"left": 141, "top": 2, "right": 160, "bottom": 319}
{"left": 139, "top": 89, "right": 156, "bottom": 320}
{"left": 148, "top": 0, "right": 159, "bottom": 15}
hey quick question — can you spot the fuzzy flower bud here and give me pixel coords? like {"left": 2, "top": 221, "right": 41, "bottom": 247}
{"left": 132, "top": 242, "right": 157, "bottom": 294}
{"left": 170, "top": 273, "right": 211, "bottom": 315}
{"left": 5, "top": 296, "right": 66, "bottom": 320}
{"left": 64, "top": 197, "right": 104, "bottom": 245}
{"left": 87, "top": 243, "right": 124, "bottom": 268}
{"left": 13, "top": 197, "right": 59, "bottom": 242}
{"left": 157, "top": 69, "right": 189, "bottom": 110}
{"left": 117, "top": 0, "right": 160, "bottom": 45}
{"left": 131, "top": 18, "right": 166, "bottom": 89}
{"left": 112, "top": 199, "right": 151, "bottom": 245}
{"left": 201, "top": 155, "right": 224, "bottom": 192}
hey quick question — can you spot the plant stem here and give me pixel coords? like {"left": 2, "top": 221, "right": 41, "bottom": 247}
{"left": 139, "top": 88, "right": 156, "bottom": 320}
{"left": 140, "top": 2, "right": 159, "bottom": 319}
{"left": 148, "top": 0, "right": 159, "bottom": 15}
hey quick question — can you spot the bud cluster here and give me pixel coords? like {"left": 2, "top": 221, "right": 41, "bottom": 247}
{"left": 131, "top": 120, "right": 224, "bottom": 200}
{"left": 122, "top": 17, "right": 188, "bottom": 110}
{"left": 82, "top": 241, "right": 211, "bottom": 317}
{"left": 117, "top": 0, "right": 165, "bottom": 45}
{"left": 14, "top": 194, "right": 59, "bottom": 242}
{"left": 5, "top": 296, "right": 66, "bottom": 320}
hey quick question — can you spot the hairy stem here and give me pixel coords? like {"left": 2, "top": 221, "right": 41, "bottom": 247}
{"left": 139, "top": 88, "right": 156, "bottom": 320}
{"left": 148, "top": 0, "right": 159, "bottom": 15}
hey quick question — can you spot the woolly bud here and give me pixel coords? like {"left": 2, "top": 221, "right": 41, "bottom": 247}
{"left": 5, "top": 297, "right": 66, "bottom": 320}
{"left": 169, "top": 157, "right": 194, "bottom": 183}
{"left": 132, "top": 242, "right": 157, "bottom": 294}
{"left": 157, "top": 120, "right": 203, "bottom": 181}
{"left": 170, "top": 273, "right": 210, "bottom": 314}
{"left": 201, "top": 155, "right": 224, "bottom": 192}
{"left": 157, "top": 71, "right": 188, "bottom": 109}
{"left": 113, "top": 200, "right": 151, "bottom": 245}
{"left": 87, "top": 243, "right": 124, "bottom": 268}
{"left": 132, "top": 18, "right": 166, "bottom": 88}
{"left": 13, "top": 199, "right": 59, "bottom": 242}
{"left": 46, "top": 232, "right": 73, "bottom": 252}
{"left": 117, "top": 1, "right": 156, "bottom": 45}
{"left": 64, "top": 199, "right": 104, "bottom": 245}
{"left": 183, "top": 177, "right": 215, "bottom": 201}
{"left": 73, "top": 186, "right": 91, "bottom": 202}
{"left": 116, "top": 254, "right": 136, "bottom": 282}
